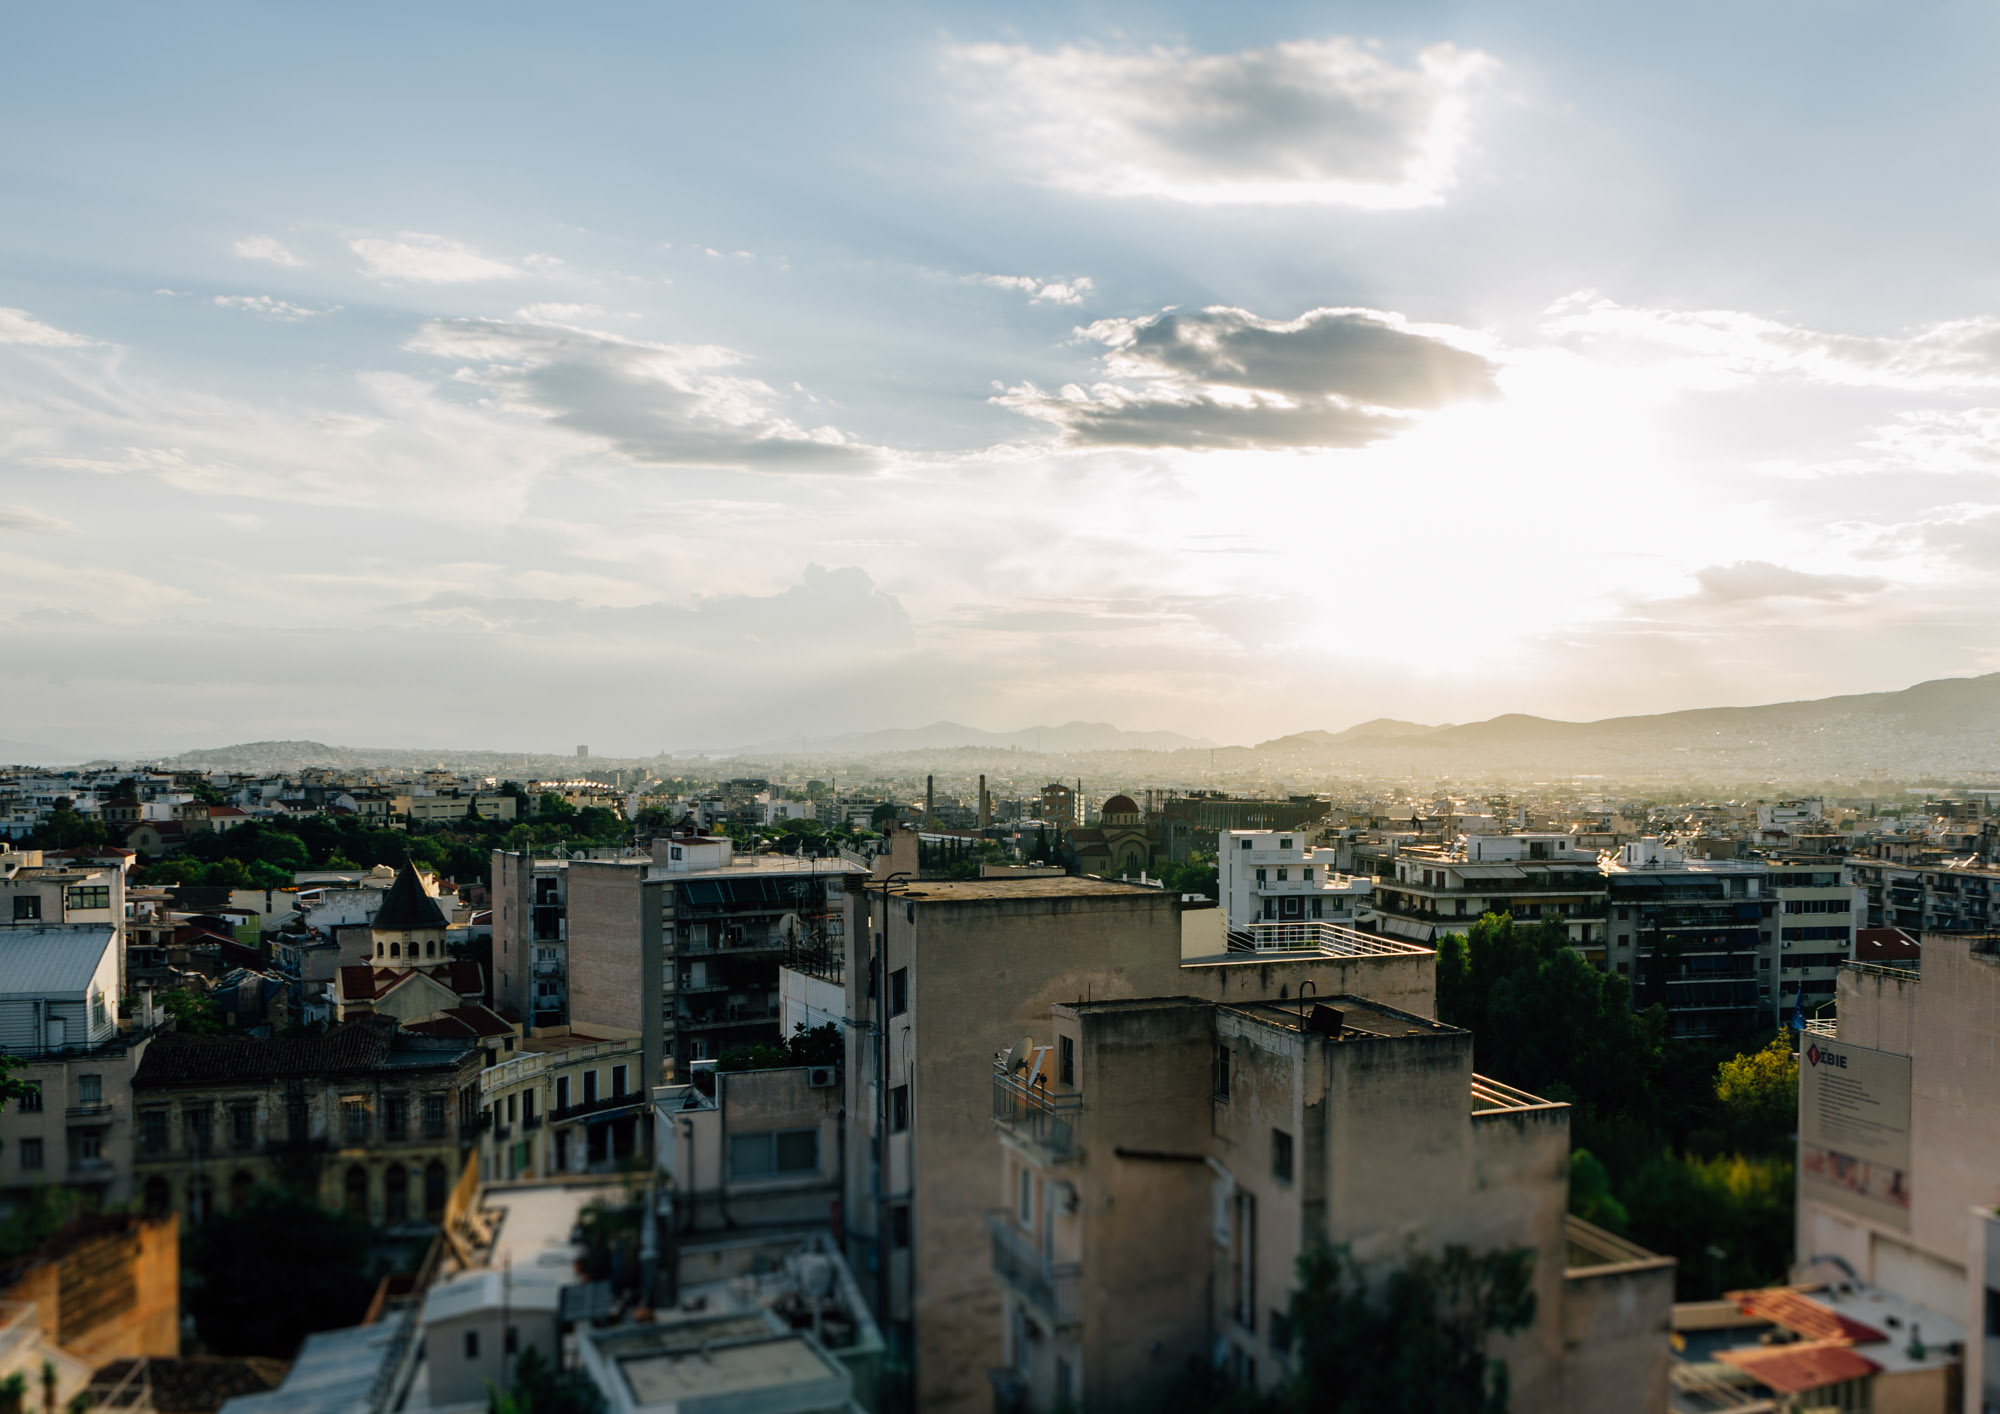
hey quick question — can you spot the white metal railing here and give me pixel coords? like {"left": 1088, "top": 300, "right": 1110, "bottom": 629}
{"left": 1470, "top": 1074, "right": 1558, "bottom": 1112}
{"left": 1225, "top": 922, "right": 1430, "bottom": 957}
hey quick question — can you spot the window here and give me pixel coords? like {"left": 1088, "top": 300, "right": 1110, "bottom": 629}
{"left": 506, "top": 1094, "right": 517, "bottom": 1123}
{"left": 1214, "top": 1044, "right": 1231, "bottom": 1100}
{"left": 76, "top": 1133, "right": 100, "bottom": 1162}
{"left": 505, "top": 1326, "right": 519, "bottom": 1355}
{"left": 12, "top": 896, "right": 41, "bottom": 922}
{"left": 1058, "top": 1035, "right": 1075, "bottom": 1088}
{"left": 90, "top": 991, "right": 107, "bottom": 1029}
{"left": 1254, "top": 868, "right": 1266, "bottom": 883}
{"left": 1302, "top": 867, "right": 1314, "bottom": 882}
{"left": 231, "top": 1104, "right": 255, "bottom": 1147}
{"left": 582, "top": 1070, "right": 598, "bottom": 1105}
{"left": 612, "top": 1065, "right": 628, "bottom": 1098}
{"left": 19, "top": 1139, "right": 42, "bottom": 1170}
{"left": 1272, "top": 1129, "right": 1293, "bottom": 1183}
{"left": 555, "top": 1076, "right": 570, "bottom": 1111}
{"left": 140, "top": 1109, "right": 167, "bottom": 1153}
{"left": 1017, "top": 1166, "right": 1033, "bottom": 1225}
{"left": 1276, "top": 868, "right": 1287, "bottom": 881}
{"left": 728, "top": 1128, "right": 819, "bottom": 1179}
{"left": 422, "top": 1094, "right": 447, "bottom": 1138}
{"left": 889, "top": 967, "right": 908, "bottom": 1016}
{"left": 889, "top": 1084, "right": 909, "bottom": 1133}
{"left": 185, "top": 1105, "right": 213, "bottom": 1153}
{"left": 383, "top": 1096, "right": 408, "bottom": 1140}
{"left": 65, "top": 885, "right": 109, "bottom": 911}
{"left": 521, "top": 1091, "right": 535, "bottom": 1125}
{"left": 889, "top": 1203, "right": 910, "bottom": 1249}
{"left": 78, "top": 1074, "right": 101, "bottom": 1106}
{"left": 464, "top": 1330, "right": 480, "bottom": 1360}
{"left": 286, "top": 1093, "right": 309, "bottom": 1142}
{"left": 1239, "top": 839, "right": 1251, "bottom": 850}
{"left": 17, "top": 1085, "right": 41, "bottom": 1114}
{"left": 1270, "top": 1310, "right": 1294, "bottom": 1355}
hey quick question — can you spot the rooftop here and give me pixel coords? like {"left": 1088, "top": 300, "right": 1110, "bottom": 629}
{"left": 217, "top": 1319, "right": 405, "bottom": 1414}
{"left": 889, "top": 876, "right": 1165, "bottom": 903}
{"left": 1221, "top": 995, "right": 1454, "bottom": 1042}
{"left": 0, "top": 927, "right": 115, "bottom": 998}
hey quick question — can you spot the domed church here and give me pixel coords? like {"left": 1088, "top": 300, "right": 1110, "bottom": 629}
{"left": 1068, "top": 793, "right": 1160, "bottom": 877}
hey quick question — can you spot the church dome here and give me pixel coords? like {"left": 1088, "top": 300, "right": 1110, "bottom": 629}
{"left": 1101, "top": 794, "right": 1140, "bottom": 816}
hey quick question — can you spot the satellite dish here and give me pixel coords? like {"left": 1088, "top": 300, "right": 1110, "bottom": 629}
{"left": 1003, "top": 1035, "right": 1034, "bottom": 1072}
{"left": 777, "top": 912, "right": 802, "bottom": 942}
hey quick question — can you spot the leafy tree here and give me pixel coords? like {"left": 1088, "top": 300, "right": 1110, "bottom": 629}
{"left": 715, "top": 1043, "right": 791, "bottom": 1072}
{"left": 1713, "top": 1035, "right": 1798, "bottom": 1151}
{"left": 1159, "top": 854, "right": 1219, "bottom": 899}
{"left": 488, "top": 1345, "right": 603, "bottom": 1414}
{"left": 185, "top": 1188, "right": 377, "bottom": 1356}
{"left": 1567, "top": 1150, "right": 1629, "bottom": 1234}
{"left": 27, "top": 803, "right": 106, "bottom": 850}
{"left": 159, "top": 987, "right": 224, "bottom": 1035}
{"left": 0, "top": 1188, "right": 83, "bottom": 1260}
{"left": 870, "top": 803, "right": 899, "bottom": 826}
{"left": 537, "top": 794, "right": 577, "bottom": 825}
{"left": 1622, "top": 1152, "right": 1794, "bottom": 1300}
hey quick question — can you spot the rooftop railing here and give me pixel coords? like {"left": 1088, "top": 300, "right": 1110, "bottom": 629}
{"left": 1224, "top": 922, "right": 1430, "bottom": 957}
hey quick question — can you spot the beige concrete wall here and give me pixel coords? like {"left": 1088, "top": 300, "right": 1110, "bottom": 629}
{"left": 0, "top": 1213, "right": 179, "bottom": 1362}
{"left": 564, "top": 862, "right": 664, "bottom": 1085}
{"left": 1563, "top": 1261, "right": 1675, "bottom": 1414}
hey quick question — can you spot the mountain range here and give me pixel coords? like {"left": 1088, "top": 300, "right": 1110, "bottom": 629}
{"left": 732, "top": 721, "right": 1215, "bottom": 755}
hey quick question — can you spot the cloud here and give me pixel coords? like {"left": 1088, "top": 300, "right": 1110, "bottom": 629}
{"left": 515, "top": 302, "right": 605, "bottom": 323}
{"left": 945, "top": 37, "right": 1494, "bottom": 208}
{"left": 0, "top": 506, "right": 72, "bottom": 535}
{"left": 214, "top": 295, "right": 337, "bottom": 321}
{"left": 994, "top": 304, "right": 1497, "bottom": 450}
{"left": 406, "top": 315, "right": 879, "bottom": 471}
{"left": 231, "top": 235, "right": 304, "bottom": 267}
{"left": 1691, "top": 561, "right": 1887, "bottom": 603}
{"left": 0, "top": 308, "right": 91, "bottom": 348}
{"left": 349, "top": 233, "right": 520, "bottom": 284}
{"left": 975, "top": 274, "right": 1094, "bottom": 305}
{"left": 1545, "top": 294, "right": 2000, "bottom": 393}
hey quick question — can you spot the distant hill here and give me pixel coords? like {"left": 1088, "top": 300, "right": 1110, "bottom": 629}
{"left": 1253, "top": 673, "right": 2000, "bottom": 780}
{"left": 734, "top": 720, "right": 1215, "bottom": 755}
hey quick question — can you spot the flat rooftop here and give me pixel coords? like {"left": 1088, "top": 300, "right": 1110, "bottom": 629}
{"left": 1222, "top": 995, "right": 1454, "bottom": 1041}
{"left": 891, "top": 877, "right": 1164, "bottom": 902}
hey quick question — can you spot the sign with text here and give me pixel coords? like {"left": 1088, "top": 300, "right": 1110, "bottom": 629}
{"left": 1799, "top": 1038, "right": 1912, "bottom": 1230}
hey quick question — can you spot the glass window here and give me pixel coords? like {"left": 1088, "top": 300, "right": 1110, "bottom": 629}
{"left": 729, "top": 1128, "right": 819, "bottom": 1179}
{"left": 140, "top": 1109, "right": 167, "bottom": 1152}
{"left": 342, "top": 1100, "right": 368, "bottom": 1143}
{"left": 612, "top": 1065, "right": 628, "bottom": 1097}
{"left": 583, "top": 1070, "right": 598, "bottom": 1104}
{"left": 18, "top": 1085, "right": 41, "bottom": 1114}
{"left": 383, "top": 1096, "right": 407, "bottom": 1140}
{"left": 1214, "top": 1045, "right": 1230, "bottom": 1099}
{"left": 12, "top": 896, "right": 41, "bottom": 922}
{"left": 1272, "top": 1129, "right": 1294, "bottom": 1183}
{"left": 889, "top": 1084, "right": 909, "bottom": 1132}
{"left": 78, "top": 1074, "right": 101, "bottom": 1105}
{"left": 185, "top": 1105, "right": 213, "bottom": 1152}
{"left": 555, "top": 1076, "right": 570, "bottom": 1110}
{"left": 231, "top": 1104, "right": 255, "bottom": 1147}
{"left": 1058, "top": 1035, "right": 1075, "bottom": 1087}
{"left": 19, "top": 1139, "right": 42, "bottom": 1170}
{"left": 889, "top": 968, "right": 908, "bottom": 1016}
{"left": 422, "top": 1094, "right": 447, "bottom": 1138}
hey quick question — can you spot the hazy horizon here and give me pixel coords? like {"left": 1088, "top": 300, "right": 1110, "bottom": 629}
{"left": 8, "top": 3, "right": 2000, "bottom": 755}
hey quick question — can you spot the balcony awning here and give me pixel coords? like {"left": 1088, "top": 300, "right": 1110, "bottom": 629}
{"left": 1380, "top": 917, "right": 1435, "bottom": 942}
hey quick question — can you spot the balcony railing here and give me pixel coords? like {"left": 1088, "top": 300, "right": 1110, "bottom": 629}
{"left": 66, "top": 1102, "right": 113, "bottom": 1120}
{"left": 988, "top": 1211, "right": 1080, "bottom": 1328}
{"left": 992, "top": 1064, "right": 1082, "bottom": 1159}
{"left": 549, "top": 1092, "right": 643, "bottom": 1125}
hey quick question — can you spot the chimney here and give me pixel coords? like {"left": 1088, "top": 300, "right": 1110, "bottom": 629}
{"left": 979, "top": 774, "right": 990, "bottom": 830}
{"left": 926, "top": 775, "right": 935, "bottom": 826}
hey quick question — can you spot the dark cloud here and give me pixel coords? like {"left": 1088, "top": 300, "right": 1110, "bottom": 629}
{"left": 408, "top": 318, "right": 879, "bottom": 473}
{"left": 997, "top": 305, "right": 1497, "bottom": 451}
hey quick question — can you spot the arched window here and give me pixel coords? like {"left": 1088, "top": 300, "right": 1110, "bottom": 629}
{"left": 143, "top": 1176, "right": 170, "bottom": 1215}
{"left": 423, "top": 1160, "right": 448, "bottom": 1222}
{"left": 229, "top": 1170, "right": 254, "bottom": 1212}
{"left": 344, "top": 1165, "right": 369, "bottom": 1219}
{"left": 384, "top": 1163, "right": 408, "bottom": 1224}
{"left": 375, "top": 942, "right": 384, "bottom": 958}
{"left": 390, "top": 942, "right": 401, "bottom": 958}
{"left": 426, "top": 941, "right": 436, "bottom": 958}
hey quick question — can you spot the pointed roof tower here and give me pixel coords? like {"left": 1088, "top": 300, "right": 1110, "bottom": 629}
{"left": 372, "top": 859, "right": 449, "bottom": 932}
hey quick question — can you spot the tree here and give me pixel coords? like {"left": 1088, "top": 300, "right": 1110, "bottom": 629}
{"left": 184, "top": 1188, "right": 377, "bottom": 1356}
{"left": 159, "top": 987, "right": 224, "bottom": 1035}
{"left": 1160, "top": 854, "right": 1219, "bottom": 899}
{"left": 1567, "top": 1150, "right": 1629, "bottom": 1234}
{"left": 1713, "top": 1035, "right": 1798, "bottom": 1150}
{"left": 488, "top": 1345, "right": 603, "bottom": 1414}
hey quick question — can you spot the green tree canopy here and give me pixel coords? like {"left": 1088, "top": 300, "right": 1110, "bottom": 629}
{"left": 1713, "top": 1035, "right": 1798, "bottom": 1148}
{"left": 184, "top": 1189, "right": 377, "bottom": 1356}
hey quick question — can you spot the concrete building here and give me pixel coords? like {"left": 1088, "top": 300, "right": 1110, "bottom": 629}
{"left": 1602, "top": 838, "right": 1777, "bottom": 1037}
{"left": 1800, "top": 936, "right": 2000, "bottom": 1412}
{"left": 130, "top": 1016, "right": 482, "bottom": 1226}
{"left": 655, "top": 1062, "right": 843, "bottom": 1234}
{"left": 1850, "top": 849, "right": 2000, "bottom": 934}
{"left": 1217, "top": 828, "right": 1373, "bottom": 935}
{"left": 1770, "top": 859, "right": 1864, "bottom": 1023}
{"left": 0, "top": 926, "right": 145, "bottom": 1207}
{"left": 1, "top": 850, "right": 126, "bottom": 992}
{"left": 421, "top": 1266, "right": 565, "bottom": 1408}
{"left": 492, "top": 850, "right": 572, "bottom": 1027}
{"left": 478, "top": 1025, "right": 646, "bottom": 1179}
{"left": 1369, "top": 832, "right": 1607, "bottom": 953}
{"left": 986, "top": 994, "right": 1673, "bottom": 1413}
{"left": 836, "top": 874, "right": 1437, "bottom": 1414}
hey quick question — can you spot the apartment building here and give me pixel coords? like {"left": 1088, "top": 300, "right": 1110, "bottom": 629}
{"left": 0, "top": 927, "right": 146, "bottom": 1207}
{"left": 1792, "top": 938, "right": 2000, "bottom": 1412}
{"left": 1217, "top": 828, "right": 1373, "bottom": 934}
{"left": 1368, "top": 833, "right": 1608, "bottom": 953}
{"left": 1769, "top": 859, "right": 1864, "bottom": 1022}
{"left": 477, "top": 1025, "right": 645, "bottom": 1179}
{"left": 1849, "top": 848, "right": 2000, "bottom": 934}
{"left": 654, "top": 1061, "right": 844, "bottom": 1233}
{"left": 499, "top": 838, "right": 862, "bottom": 1089}
{"left": 1, "top": 850, "right": 126, "bottom": 992}
{"left": 1602, "top": 839, "right": 1778, "bottom": 1037}
{"left": 130, "top": 1016, "right": 483, "bottom": 1225}
{"left": 987, "top": 994, "right": 1673, "bottom": 1414}
{"left": 492, "top": 851, "right": 571, "bottom": 1026}
{"left": 837, "top": 874, "right": 1436, "bottom": 1414}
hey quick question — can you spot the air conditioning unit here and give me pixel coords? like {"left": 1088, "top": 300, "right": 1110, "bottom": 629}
{"left": 806, "top": 1065, "right": 838, "bottom": 1089}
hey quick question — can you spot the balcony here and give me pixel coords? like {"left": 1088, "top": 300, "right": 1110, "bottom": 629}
{"left": 532, "top": 960, "right": 564, "bottom": 977}
{"left": 988, "top": 1211, "right": 1080, "bottom": 1329}
{"left": 1226, "top": 922, "right": 1431, "bottom": 957}
{"left": 65, "top": 1102, "right": 112, "bottom": 1121}
{"left": 549, "top": 1092, "right": 644, "bottom": 1125}
{"left": 992, "top": 1064, "right": 1082, "bottom": 1161}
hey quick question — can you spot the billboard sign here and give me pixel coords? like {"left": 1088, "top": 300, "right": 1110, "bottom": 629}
{"left": 1799, "top": 1038, "right": 1913, "bottom": 1230}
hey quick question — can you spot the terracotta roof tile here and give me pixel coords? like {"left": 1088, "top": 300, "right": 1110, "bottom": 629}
{"left": 1728, "top": 1288, "right": 1889, "bottom": 1344}
{"left": 1716, "top": 1340, "right": 1880, "bottom": 1394}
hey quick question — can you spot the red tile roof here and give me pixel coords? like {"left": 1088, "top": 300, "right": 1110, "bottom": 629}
{"left": 1716, "top": 1340, "right": 1880, "bottom": 1394}
{"left": 1856, "top": 928, "right": 1921, "bottom": 963}
{"left": 1728, "top": 1288, "right": 1889, "bottom": 1344}
{"left": 403, "top": 1005, "right": 514, "bottom": 1040}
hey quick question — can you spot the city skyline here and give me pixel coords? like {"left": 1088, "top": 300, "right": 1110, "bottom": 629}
{"left": 7, "top": 3, "right": 2000, "bottom": 756}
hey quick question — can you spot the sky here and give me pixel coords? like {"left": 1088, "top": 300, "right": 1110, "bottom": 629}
{"left": 5, "top": 1, "right": 2000, "bottom": 756}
